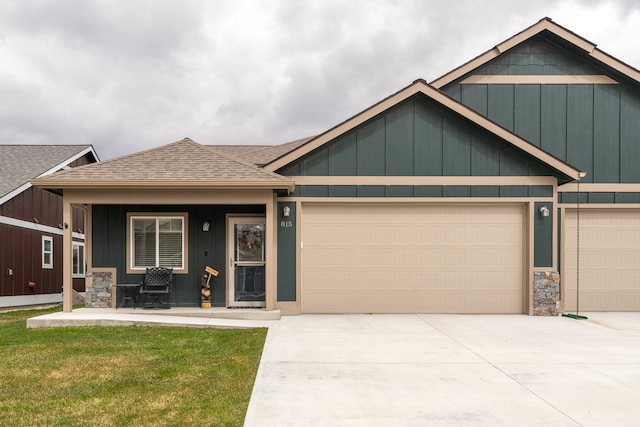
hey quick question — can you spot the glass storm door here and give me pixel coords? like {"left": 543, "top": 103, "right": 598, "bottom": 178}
{"left": 228, "top": 217, "right": 266, "bottom": 307}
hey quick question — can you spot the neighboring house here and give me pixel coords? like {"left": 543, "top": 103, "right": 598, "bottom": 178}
{"left": 33, "top": 18, "right": 640, "bottom": 315}
{"left": 0, "top": 145, "right": 99, "bottom": 308}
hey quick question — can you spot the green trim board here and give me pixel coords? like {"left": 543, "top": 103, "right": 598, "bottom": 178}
{"left": 534, "top": 202, "right": 553, "bottom": 267}
{"left": 559, "top": 192, "right": 640, "bottom": 204}
{"left": 277, "top": 202, "right": 296, "bottom": 301}
{"left": 289, "top": 185, "right": 554, "bottom": 198}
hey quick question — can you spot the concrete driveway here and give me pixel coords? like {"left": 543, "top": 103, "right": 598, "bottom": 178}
{"left": 244, "top": 313, "right": 640, "bottom": 427}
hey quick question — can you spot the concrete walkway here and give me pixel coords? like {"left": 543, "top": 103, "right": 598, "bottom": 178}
{"left": 244, "top": 313, "right": 640, "bottom": 427}
{"left": 26, "top": 307, "right": 279, "bottom": 329}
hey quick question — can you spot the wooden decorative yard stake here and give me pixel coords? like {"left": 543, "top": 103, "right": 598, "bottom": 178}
{"left": 201, "top": 266, "right": 218, "bottom": 309}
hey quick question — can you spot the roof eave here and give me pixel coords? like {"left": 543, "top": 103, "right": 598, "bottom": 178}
{"left": 31, "top": 179, "right": 296, "bottom": 193}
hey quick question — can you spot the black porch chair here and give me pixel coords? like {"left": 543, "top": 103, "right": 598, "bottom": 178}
{"left": 139, "top": 267, "right": 173, "bottom": 309}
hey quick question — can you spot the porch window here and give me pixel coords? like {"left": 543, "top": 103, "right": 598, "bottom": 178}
{"left": 72, "top": 242, "right": 85, "bottom": 278}
{"left": 129, "top": 214, "right": 187, "bottom": 273}
{"left": 42, "top": 236, "right": 53, "bottom": 269}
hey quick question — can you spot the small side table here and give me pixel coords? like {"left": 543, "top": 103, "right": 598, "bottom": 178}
{"left": 117, "top": 284, "right": 141, "bottom": 309}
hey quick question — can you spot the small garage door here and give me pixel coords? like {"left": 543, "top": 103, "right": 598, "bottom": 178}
{"left": 564, "top": 209, "right": 640, "bottom": 311}
{"left": 301, "top": 203, "right": 525, "bottom": 314}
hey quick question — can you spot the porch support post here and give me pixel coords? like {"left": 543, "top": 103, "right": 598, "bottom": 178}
{"left": 85, "top": 205, "right": 92, "bottom": 273}
{"left": 62, "top": 199, "right": 73, "bottom": 312}
{"left": 265, "top": 193, "right": 275, "bottom": 310}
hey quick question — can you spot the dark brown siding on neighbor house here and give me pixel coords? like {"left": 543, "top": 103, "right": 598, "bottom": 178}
{"left": 0, "top": 186, "right": 62, "bottom": 225}
{"left": 69, "top": 153, "right": 95, "bottom": 168}
{"left": 0, "top": 149, "right": 96, "bottom": 304}
{"left": 1, "top": 188, "right": 88, "bottom": 299}
{"left": 0, "top": 224, "right": 63, "bottom": 297}
{"left": 0, "top": 186, "right": 85, "bottom": 232}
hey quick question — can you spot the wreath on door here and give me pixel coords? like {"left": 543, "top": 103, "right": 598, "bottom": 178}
{"left": 238, "top": 226, "right": 263, "bottom": 259}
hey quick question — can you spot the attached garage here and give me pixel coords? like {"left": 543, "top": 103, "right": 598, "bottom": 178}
{"left": 301, "top": 203, "right": 526, "bottom": 314}
{"left": 563, "top": 209, "right": 640, "bottom": 311}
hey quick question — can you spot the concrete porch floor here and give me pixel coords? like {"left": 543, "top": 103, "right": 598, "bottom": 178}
{"left": 26, "top": 306, "right": 280, "bottom": 329}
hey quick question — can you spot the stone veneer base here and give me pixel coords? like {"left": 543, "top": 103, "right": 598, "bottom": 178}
{"left": 533, "top": 271, "right": 560, "bottom": 316}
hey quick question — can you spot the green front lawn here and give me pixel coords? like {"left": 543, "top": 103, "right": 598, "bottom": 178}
{"left": 0, "top": 306, "right": 267, "bottom": 427}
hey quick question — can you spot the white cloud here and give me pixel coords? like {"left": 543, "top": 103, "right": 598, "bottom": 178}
{"left": 0, "top": 0, "right": 639, "bottom": 159}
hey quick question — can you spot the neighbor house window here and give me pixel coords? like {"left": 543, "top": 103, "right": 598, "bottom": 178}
{"left": 42, "top": 236, "right": 53, "bottom": 269}
{"left": 72, "top": 242, "right": 85, "bottom": 278}
{"left": 128, "top": 214, "right": 187, "bottom": 273}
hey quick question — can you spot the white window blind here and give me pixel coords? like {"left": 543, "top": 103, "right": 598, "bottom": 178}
{"left": 159, "top": 218, "right": 183, "bottom": 268}
{"left": 132, "top": 216, "right": 184, "bottom": 270}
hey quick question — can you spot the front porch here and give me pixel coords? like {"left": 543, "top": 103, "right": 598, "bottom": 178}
{"left": 26, "top": 306, "right": 280, "bottom": 329}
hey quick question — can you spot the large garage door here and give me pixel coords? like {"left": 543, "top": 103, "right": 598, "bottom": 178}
{"left": 564, "top": 209, "right": 640, "bottom": 311}
{"left": 301, "top": 204, "right": 525, "bottom": 314}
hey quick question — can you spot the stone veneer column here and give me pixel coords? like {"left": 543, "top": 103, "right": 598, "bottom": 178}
{"left": 85, "top": 270, "right": 114, "bottom": 308}
{"left": 533, "top": 271, "right": 560, "bottom": 316}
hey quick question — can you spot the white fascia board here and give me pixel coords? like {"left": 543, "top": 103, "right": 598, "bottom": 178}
{"left": 1, "top": 146, "right": 100, "bottom": 206}
{"left": 0, "top": 182, "right": 32, "bottom": 206}
{"left": 37, "top": 146, "right": 100, "bottom": 179}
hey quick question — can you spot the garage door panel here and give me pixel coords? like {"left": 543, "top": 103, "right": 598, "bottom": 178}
{"left": 306, "top": 245, "right": 523, "bottom": 267}
{"left": 564, "top": 209, "right": 640, "bottom": 312}
{"left": 303, "top": 289, "right": 522, "bottom": 314}
{"left": 302, "top": 204, "right": 525, "bottom": 314}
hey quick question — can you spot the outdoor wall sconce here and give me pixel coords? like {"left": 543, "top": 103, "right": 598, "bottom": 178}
{"left": 539, "top": 206, "right": 550, "bottom": 217}
{"left": 63, "top": 222, "right": 69, "bottom": 229}
{"left": 282, "top": 206, "right": 291, "bottom": 217}
{"left": 202, "top": 221, "right": 211, "bottom": 232}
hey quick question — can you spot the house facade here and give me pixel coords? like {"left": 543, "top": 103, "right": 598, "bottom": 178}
{"left": 0, "top": 145, "right": 99, "bottom": 308}
{"left": 33, "top": 18, "right": 640, "bottom": 315}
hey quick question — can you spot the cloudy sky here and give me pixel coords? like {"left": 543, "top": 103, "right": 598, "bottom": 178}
{"left": 1, "top": 0, "right": 639, "bottom": 160}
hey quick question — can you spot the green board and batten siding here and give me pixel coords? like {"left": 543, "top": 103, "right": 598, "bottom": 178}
{"left": 442, "top": 34, "right": 640, "bottom": 191}
{"left": 277, "top": 95, "right": 566, "bottom": 182}
{"left": 92, "top": 204, "right": 265, "bottom": 307}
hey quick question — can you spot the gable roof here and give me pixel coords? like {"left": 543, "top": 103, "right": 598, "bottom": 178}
{"left": 430, "top": 17, "right": 640, "bottom": 89}
{"left": 0, "top": 144, "right": 98, "bottom": 205}
{"left": 31, "top": 138, "right": 295, "bottom": 192}
{"left": 264, "top": 79, "right": 584, "bottom": 182}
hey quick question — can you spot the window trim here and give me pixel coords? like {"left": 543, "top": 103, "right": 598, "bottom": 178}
{"left": 72, "top": 241, "right": 86, "bottom": 278}
{"left": 42, "top": 236, "right": 53, "bottom": 269}
{"left": 126, "top": 213, "right": 189, "bottom": 274}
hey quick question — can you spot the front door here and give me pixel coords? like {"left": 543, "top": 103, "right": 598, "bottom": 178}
{"left": 227, "top": 217, "right": 266, "bottom": 307}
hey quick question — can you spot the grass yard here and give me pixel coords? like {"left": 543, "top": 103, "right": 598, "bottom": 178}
{"left": 0, "top": 306, "right": 267, "bottom": 427}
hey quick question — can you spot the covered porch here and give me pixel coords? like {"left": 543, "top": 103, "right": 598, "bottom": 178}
{"left": 30, "top": 139, "right": 295, "bottom": 314}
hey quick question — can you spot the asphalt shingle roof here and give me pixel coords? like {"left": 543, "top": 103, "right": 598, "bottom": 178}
{"left": 211, "top": 137, "right": 313, "bottom": 167}
{"left": 0, "top": 145, "right": 93, "bottom": 198}
{"left": 32, "top": 138, "right": 294, "bottom": 189}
